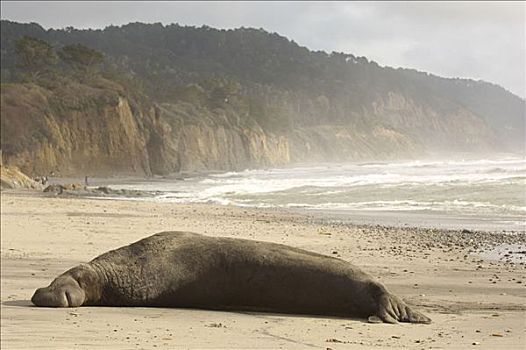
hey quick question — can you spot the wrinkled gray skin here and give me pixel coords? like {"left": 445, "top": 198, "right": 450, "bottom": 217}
{"left": 32, "top": 232, "right": 431, "bottom": 324}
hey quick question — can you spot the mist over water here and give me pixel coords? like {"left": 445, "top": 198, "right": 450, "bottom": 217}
{"left": 110, "top": 157, "right": 526, "bottom": 231}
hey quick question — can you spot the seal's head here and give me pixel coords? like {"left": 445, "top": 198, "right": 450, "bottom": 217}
{"left": 32, "top": 264, "right": 102, "bottom": 307}
{"left": 32, "top": 274, "right": 86, "bottom": 307}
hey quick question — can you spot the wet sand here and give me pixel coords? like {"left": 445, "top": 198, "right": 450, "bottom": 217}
{"left": 1, "top": 190, "right": 525, "bottom": 349}
{"left": 305, "top": 209, "right": 526, "bottom": 233}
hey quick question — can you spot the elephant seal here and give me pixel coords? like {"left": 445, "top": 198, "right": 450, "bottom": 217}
{"left": 32, "top": 231, "right": 430, "bottom": 324}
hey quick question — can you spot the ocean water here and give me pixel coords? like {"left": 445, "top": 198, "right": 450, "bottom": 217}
{"left": 109, "top": 158, "right": 526, "bottom": 231}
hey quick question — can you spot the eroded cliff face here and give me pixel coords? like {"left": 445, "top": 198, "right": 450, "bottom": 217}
{"left": 0, "top": 82, "right": 510, "bottom": 178}
{"left": 1, "top": 83, "right": 152, "bottom": 176}
{"left": 152, "top": 103, "right": 290, "bottom": 173}
{"left": 287, "top": 91, "right": 499, "bottom": 162}
{"left": 0, "top": 82, "right": 292, "bottom": 177}
{"left": 368, "top": 92, "right": 498, "bottom": 153}
{"left": 289, "top": 124, "right": 421, "bottom": 163}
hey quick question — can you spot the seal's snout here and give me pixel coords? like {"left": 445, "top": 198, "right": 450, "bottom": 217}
{"left": 31, "top": 287, "right": 69, "bottom": 307}
{"left": 31, "top": 277, "right": 86, "bottom": 307}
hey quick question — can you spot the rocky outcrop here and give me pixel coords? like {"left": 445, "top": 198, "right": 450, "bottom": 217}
{"left": 0, "top": 164, "right": 42, "bottom": 190}
{"left": 43, "top": 183, "right": 85, "bottom": 193}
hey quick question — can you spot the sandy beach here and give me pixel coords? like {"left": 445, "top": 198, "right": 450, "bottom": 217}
{"left": 1, "top": 190, "right": 525, "bottom": 349}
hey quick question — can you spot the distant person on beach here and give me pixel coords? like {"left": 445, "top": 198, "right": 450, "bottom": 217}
{"left": 85, "top": 176, "right": 89, "bottom": 187}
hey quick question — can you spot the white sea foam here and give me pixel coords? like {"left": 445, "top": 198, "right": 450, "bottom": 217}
{"left": 287, "top": 200, "right": 526, "bottom": 214}
{"left": 196, "top": 172, "right": 524, "bottom": 196}
{"left": 108, "top": 158, "right": 526, "bottom": 220}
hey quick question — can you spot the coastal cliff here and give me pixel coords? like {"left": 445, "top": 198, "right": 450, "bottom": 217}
{"left": 0, "top": 21, "right": 523, "bottom": 177}
{"left": 0, "top": 81, "right": 502, "bottom": 176}
{"left": 0, "top": 81, "right": 292, "bottom": 176}
{"left": 1, "top": 83, "right": 151, "bottom": 176}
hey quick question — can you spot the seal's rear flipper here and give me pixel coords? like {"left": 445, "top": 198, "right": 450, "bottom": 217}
{"left": 404, "top": 307, "right": 432, "bottom": 324}
{"left": 376, "top": 293, "right": 431, "bottom": 324}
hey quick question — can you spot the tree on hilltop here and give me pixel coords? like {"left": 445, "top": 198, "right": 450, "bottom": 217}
{"left": 59, "top": 44, "right": 104, "bottom": 75}
{"left": 15, "top": 36, "right": 58, "bottom": 81}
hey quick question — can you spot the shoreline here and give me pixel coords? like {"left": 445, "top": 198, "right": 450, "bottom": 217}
{"left": 36, "top": 155, "right": 525, "bottom": 235}
{"left": 304, "top": 208, "right": 526, "bottom": 233}
{"left": 14, "top": 187, "right": 526, "bottom": 262}
{"left": 1, "top": 190, "right": 525, "bottom": 349}
{"left": 35, "top": 181, "right": 526, "bottom": 233}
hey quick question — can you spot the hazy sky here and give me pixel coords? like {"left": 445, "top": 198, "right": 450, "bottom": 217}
{"left": 1, "top": 1, "right": 525, "bottom": 98}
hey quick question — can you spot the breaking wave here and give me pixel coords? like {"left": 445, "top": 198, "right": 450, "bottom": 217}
{"left": 110, "top": 157, "right": 526, "bottom": 218}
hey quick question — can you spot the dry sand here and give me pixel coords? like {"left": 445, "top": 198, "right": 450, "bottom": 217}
{"left": 1, "top": 190, "right": 525, "bottom": 349}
